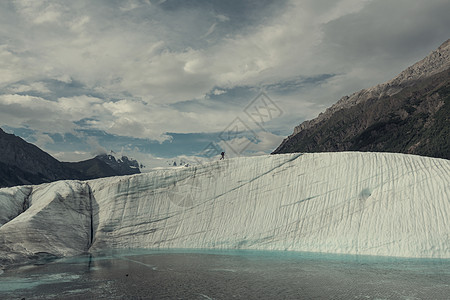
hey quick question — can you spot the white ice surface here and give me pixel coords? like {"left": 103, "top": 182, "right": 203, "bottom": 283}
{"left": 0, "top": 186, "right": 31, "bottom": 226}
{"left": 0, "top": 181, "right": 93, "bottom": 263}
{"left": 1, "top": 152, "right": 449, "bottom": 263}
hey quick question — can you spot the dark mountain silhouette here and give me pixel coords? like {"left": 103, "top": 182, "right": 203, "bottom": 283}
{"left": 61, "top": 157, "right": 118, "bottom": 180}
{"left": 62, "top": 153, "right": 141, "bottom": 180}
{"left": 0, "top": 128, "right": 83, "bottom": 187}
{"left": 273, "top": 39, "right": 450, "bottom": 160}
{"left": 0, "top": 128, "right": 141, "bottom": 188}
{"left": 96, "top": 152, "right": 141, "bottom": 175}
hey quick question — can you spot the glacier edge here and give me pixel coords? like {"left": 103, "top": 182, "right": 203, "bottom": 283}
{"left": 1, "top": 152, "right": 449, "bottom": 265}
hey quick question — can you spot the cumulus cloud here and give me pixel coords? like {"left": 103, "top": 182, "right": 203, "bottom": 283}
{"left": 0, "top": 0, "right": 449, "bottom": 160}
{"left": 212, "top": 89, "right": 226, "bottom": 96}
{"left": 50, "top": 150, "right": 91, "bottom": 162}
{"left": 87, "top": 137, "right": 107, "bottom": 157}
{"left": 0, "top": 94, "right": 106, "bottom": 133}
{"left": 216, "top": 130, "right": 284, "bottom": 158}
{"left": 32, "top": 132, "right": 55, "bottom": 149}
{"left": 5, "top": 81, "right": 50, "bottom": 95}
{"left": 13, "top": 0, "right": 64, "bottom": 25}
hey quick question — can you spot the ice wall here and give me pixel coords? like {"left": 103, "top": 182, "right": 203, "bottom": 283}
{"left": 1, "top": 152, "right": 449, "bottom": 264}
{"left": 0, "top": 181, "right": 93, "bottom": 263}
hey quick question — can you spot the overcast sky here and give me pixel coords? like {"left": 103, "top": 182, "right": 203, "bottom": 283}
{"left": 1, "top": 0, "right": 449, "bottom": 168}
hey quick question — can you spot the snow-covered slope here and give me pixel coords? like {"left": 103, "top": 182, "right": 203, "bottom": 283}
{"left": 1, "top": 152, "right": 449, "bottom": 264}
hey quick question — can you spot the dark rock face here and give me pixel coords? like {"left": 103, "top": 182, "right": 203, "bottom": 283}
{"left": 61, "top": 158, "right": 118, "bottom": 180}
{"left": 0, "top": 129, "right": 83, "bottom": 187}
{"left": 63, "top": 154, "right": 141, "bottom": 180}
{"left": 95, "top": 154, "right": 141, "bottom": 176}
{"left": 0, "top": 129, "right": 141, "bottom": 188}
{"left": 274, "top": 40, "right": 450, "bottom": 160}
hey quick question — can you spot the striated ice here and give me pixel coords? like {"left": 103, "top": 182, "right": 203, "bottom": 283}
{"left": 0, "top": 181, "right": 93, "bottom": 263}
{"left": 0, "top": 152, "right": 449, "bottom": 264}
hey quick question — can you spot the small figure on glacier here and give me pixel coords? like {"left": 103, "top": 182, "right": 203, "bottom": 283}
{"left": 220, "top": 152, "right": 225, "bottom": 160}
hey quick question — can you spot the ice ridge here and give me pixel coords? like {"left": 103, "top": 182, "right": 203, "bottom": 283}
{"left": 0, "top": 152, "right": 449, "bottom": 265}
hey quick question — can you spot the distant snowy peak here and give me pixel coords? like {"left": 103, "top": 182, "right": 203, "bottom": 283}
{"left": 95, "top": 152, "right": 141, "bottom": 175}
{"left": 104, "top": 150, "right": 125, "bottom": 163}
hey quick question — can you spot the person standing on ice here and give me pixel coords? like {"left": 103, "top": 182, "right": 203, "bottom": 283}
{"left": 220, "top": 152, "right": 225, "bottom": 160}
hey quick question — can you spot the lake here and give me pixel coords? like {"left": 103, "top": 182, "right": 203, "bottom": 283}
{"left": 1, "top": 249, "right": 449, "bottom": 299}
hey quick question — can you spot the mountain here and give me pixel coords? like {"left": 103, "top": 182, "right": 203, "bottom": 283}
{"left": 0, "top": 128, "right": 141, "bottom": 187}
{"left": 95, "top": 152, "right": 141, "bottom": 175}
{"left": 61, "top": 157, "right": 118, "bottom": 180}
{"left": 62, "top": 153, "right": 141, "bottom": 180}
{"left": 1, "top": 152, "right": 449, "bottom": 266}
{"left": 273, "top": 39, "right": 450, "bottom": 159}
{"left": 0, "top": 128, "right": 83, "bottom": 187}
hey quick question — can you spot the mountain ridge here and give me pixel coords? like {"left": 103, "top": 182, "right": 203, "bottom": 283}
{"left": 0, "top": 128, "right": 141, "bottom": 187}
{"left": 273, "top": 39, "right": 450, "bottom": 158}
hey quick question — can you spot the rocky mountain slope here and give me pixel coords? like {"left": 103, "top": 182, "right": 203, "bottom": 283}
{"left": 0, "top": 128, "right": 141, "bottom": 187}
{"left": 96, "top": 153, "right": 141, "bottom": 175}
{"left": 1, "top": 152, "right": 449, "bottom": 266}
{"left": 273, "top": 39, "right": 450, "bottom": 159}
{"left": 62, "top": 153, "right": 141, "bottom": 180}
{"left": 0, "top": 128, "right": 83, "bottom": 187}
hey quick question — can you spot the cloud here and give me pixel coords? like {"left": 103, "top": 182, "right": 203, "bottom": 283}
{"left": 0, "top": 93, "right": 107, "bottom": 133}
{"left": 50, "top": 150, "right": 91, "bottom": 162}
{"left": 13, "top": 0, "right": 64, "bottom": 24}
{"left": 87, "top": 137, "right": 107, "bottom": 157}
{"left": 248, "top": 131, "right": 285, "bottom": 153}
{"left": 201, "top": 23, "right": 217, "bottom": 38}
{"left": 216, "top": 14, "right": 229, "bottom": 22}
{"left": 6, "top": 82, "right": 51, "bottom": 94}
{"left": 32, "top": 132, "right": 55, "bottom": 149}
{"left": 216, "top": 129, "right": 284, "bottom": 158}
{"left": 3, "top": 0, "right": 449, "bottom": 106}
{"left": 212, "top": 89, "right": 226, "bottom": 96}
{"left": 1, "top": 0, "right": 449, "bottom": 161}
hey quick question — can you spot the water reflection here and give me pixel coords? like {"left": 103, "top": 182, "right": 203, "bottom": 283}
{"left": 1, "top": 250, "right": 449, "bottom": 299}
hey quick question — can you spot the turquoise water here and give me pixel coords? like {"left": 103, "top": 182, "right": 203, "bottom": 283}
{"left": 1, "top": 249, "right": 449, "bottom": 299}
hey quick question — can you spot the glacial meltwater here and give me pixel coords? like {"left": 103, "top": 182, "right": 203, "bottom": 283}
{"left": 0, "top": 250, "right": 449, "bottom": 299}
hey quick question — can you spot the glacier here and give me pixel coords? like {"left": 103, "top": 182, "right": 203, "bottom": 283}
{"left": 0, "top": 152, "right": 449, "bottom": 265}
